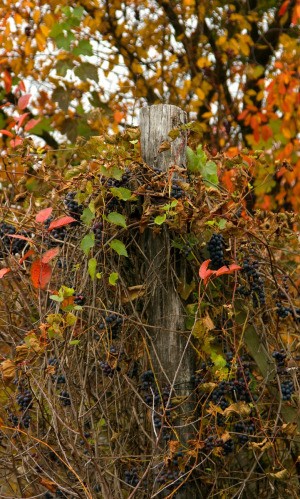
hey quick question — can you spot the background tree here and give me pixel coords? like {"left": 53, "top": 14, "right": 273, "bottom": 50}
{"left": 0, "top": 0, "right": 299, "bottom": 207}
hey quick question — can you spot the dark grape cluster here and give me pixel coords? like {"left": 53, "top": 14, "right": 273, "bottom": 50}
{"left": 48, "top": 357, "right": 59, "bottom": 367}
{"left": 207, "top": 233, "right": 226, "bottom": 269}
{"left": 203, "top": 435, "right": 234, "bottom": 455}
{"left": 44, "top": 217, "right": 67, "bottom": 246}
{"left": 222, "top": 438, "right": 235, "bottom": 455}
{"left": 92, "top": 221, "right": 104, "bottom": 245}
{"left": 53, "top": 374, "right": 66, "bottom": 384}
{"left": 281, "top": 380, "right": 294, "bottom": 401}
{"left": 74, "top": 294, "right": 85, "bottom": 306}
{"left": 241, "top": 259, "right": 266, "bottom": 306}
{"left": 156, "top": 453, "right": 185, "bottom": 493}
{"left": 21, "top": 413, "right": 31, "bottom": 429}
{"left": 124, "top": 468, "right": 139, "bottom": 487}
{"left": 8, "top": 413, "right": 19, "bottom": 427}
{"left": 17, "top": 389, "right": 33, "bottom": 410}
{"left": 170, "top": 180, "right": 184, "bottom": 199}
{"left": 99, "top": 360, "right": 115, "bottom": 377}
{"left": 59, "top": 391, "right": 71, "bottom": 406}
{"left": 276, "top": 302, "right": 291, "bottom": 319}
{"left": 234, "top": 420, "right": 255, "bottom": 443}
{"left": 272, "top": 350, "right": 287, "bottom": 373}
{"left": 0, "top": 222, "right": 28, "bottom": 257}
{"left": 99, "top": 313, "right": 124, "bottom": 339}
{"left": 140, "top": 371, "right": 173, "bottom": 439}
{"left": 64, "top": 192, "right": 83, "bottom": 221}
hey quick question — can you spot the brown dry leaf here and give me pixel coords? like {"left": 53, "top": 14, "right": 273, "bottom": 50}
{"left": 207, "top": 402, "right": 224, "bottom": 416}
{"left": 249, "top": 438, "right": 273, "bottom": 451}
{"left": 199, "top": 382, "right": 217, "bottom": 392}
{"left": 223, "top": 402, "right": 252, "bottom": 417}
{"left": 0, "top": 359, "right": 16, "bottom": 382}
{"left": 158, "top": 140, "right": 171, "bottom": 153}
{"left": 203, "top": 313, "right": 215, "bottom": 331}
{"left": 15, "top": 344, "right": 30, "bottom": 362}
{"left": 268, "top": 469, "right": 289, "bottom": 480}
{"left": 40, "top": 477, "right": 57, "bottom": 492}
{"left": 121, "top": 285, "right": 146, "bottom": 304}
{"left": 281, "top": 422, "right": 298, "bottom": 436}
{"left": 168, "top": 440, "right": 180, "bottom": 455}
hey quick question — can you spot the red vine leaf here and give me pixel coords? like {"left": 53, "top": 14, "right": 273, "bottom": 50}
{"left": 19, "top": 249, "right": 35, "bottom": 264}
{"left": 15, "top": 112, "right": 30, "bottom": 128}
{"left": 18, "top": 94, "right": 31, "bottom": 110}
{"left": 41, "top": 247, "right": 59, "bottom": 263}
{"left": 0, "top": 268, "right": 11, "bottom": 279}
{"left": 30, "top": 259, "right": 52, "bottom": 289}
{"left": 8, "top": 234, "right": 32, "bottom": 242}
{"left": 48, "top": 216, "right": 76, "bottom": 231}
{"left": 25, "top": 118, "right": 41, "bottom": 131}
{"left": 10, "top": 137, "right": 23, "bottom": 147}
{"left": 0, "top": 129, "right": 14, "bottom": 138}
{"left": 36, "top": 207, "right": 53, "bottom": 223}
{"left": 199, "top": 259, "right": 215, "bottom": 285}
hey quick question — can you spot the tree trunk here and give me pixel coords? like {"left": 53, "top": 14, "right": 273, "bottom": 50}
{"left": 140, "top": 105, "right": 198, "bottom": 498}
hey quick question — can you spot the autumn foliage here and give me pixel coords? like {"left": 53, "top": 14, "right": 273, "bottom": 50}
{"left": 0, "top": 1, "right": 300, "bottom": 498}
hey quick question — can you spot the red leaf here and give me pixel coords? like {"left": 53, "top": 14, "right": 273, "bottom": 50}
{"left": 48, "top": 216, "right": 76, "bottom": 231}
{"left": 15, "top": 112, "right": 30, "bottom": 129}
{"left": 30, "top": 259, "right": 52, "bottom": 289}
{"left": 215, "top": 264, "right": 242, "bottom": 277}
{"left": 8, "top": 234, "right": 32, "bottom": 242}
{"left": 25, "top": 118, "right": 41, "bottom": 131}
{"left": 36, "top": 207, "right": 53, "bottom": 223}
{"left": 0, "top": 268, "right": 11, "bottom": 279}
{"left": 10, "top": 137, "right": 23, "bottom": 147}
{"left": 18, "top": 81, "right": 26, "bottom": 92}
{"left": 3, "top": 70, "right": 12, "bottom": 93}
{"left": 199, "top": 259, "right": 215, "bottom": 285}
{"left": 18, "top": 94, "right": 31, "bottom": 110}
{"left": 41, "top": 247, "right": 59, "bottom": 263}
{"left": 0, "top": 129, "right": 14, "bottom": 138}
{"left": 19, "top": 249, "right": 35, "bottom": 264}
{"left": 229, "top": 263, "right": 242, "bottom": 272}
{"left": 279, "top": 0, "right": 290, "bottom": 16}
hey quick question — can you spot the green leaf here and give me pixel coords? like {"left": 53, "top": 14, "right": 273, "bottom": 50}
{"left": 154, "top": 214, "right": 166, "bottom": 225}
{"left": 88, "top": 257, "right": 97, "bottom": 280}
{"left": 50, "top": 294, "right": 63, "bottom": 302}
{"left": 66, "top": 313, "right": 77, "bottom": 326}
{"left": 211, "top": 352, "right": 227, "bottom": 369}
{"left": 186, "top": 146, "right": 201, "bottom": 174}
{"left": 52, "top": 87, "right": 70, "bottom": 112}
{"left": 81, "top": 207, "right": 95, "bottom": 226}
{"left": 217, "top": 219, "right": 227, "bottom": 229}
{"left": 74, "top": 63, "right": 99, "bottom": 82}
{"left": 96, "top": 272, "right": 102, "bottom": 279}
{"left": 163, "top": 200, "right": 178, "bottom": 211}
{"left": 109, "top": 272, "right": 119, "bottom": 286}
{"left": 72, "top": 40, "right": 93, "bottom": 56}
{"left": 69, "top": 339, "right": 80, "bottom": 345}
{"left": 80, "top": 232, "right": 95, "bottom": 255}
{"left": 107, "top": 212, "right": 127, "bottom": 228}
{"left": 55, "top": 32, "right": 75, "bottom": 50}
{"left": 110, "top": 187, "right": 132, "bottom": 200}
{"left": 109, "top": 239, "right": 128, "bottom": 257}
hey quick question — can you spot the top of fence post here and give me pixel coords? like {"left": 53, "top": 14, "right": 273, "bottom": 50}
{"left": 140, "top": 104, "right": 187, "bottom": 171}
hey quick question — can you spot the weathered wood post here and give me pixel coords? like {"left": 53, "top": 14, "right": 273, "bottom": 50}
{"left": 140, "top": 105, "right": 198, "bottom": 498}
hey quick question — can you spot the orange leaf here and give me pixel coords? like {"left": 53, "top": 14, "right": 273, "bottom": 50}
{"left": 18, "top": 94, "right": 31, "bottom": 110}
{"left": 41, "top": 247, "right": 59, "bottom": 263}
{"left": 30, "top": 259, "right": 52, "bottom": 289}
{"left": 279, "top": 0, "right": 290, "bottom": 16}
{"left": 48, "top": 216, "right": 76, "bottom": 231}
{"left": 36, "top": 207, "right": 53, "bottom": 223}
{"left": 25, "top": 118, "right": 41, "bottom": 131}
{"left": 0, "top": 129, "right": 14, "bottom": 138}
{"left": 0, "top": 268, "right": 11, "bottom": 278}
{"left": 113, "top": 110, "right": 125, "bottom": 124}
{"left": 18, "top": 81, "right": 26, "bottom": 92}
{"left": 19, "top": 249, "right": 35, "bottom": 264}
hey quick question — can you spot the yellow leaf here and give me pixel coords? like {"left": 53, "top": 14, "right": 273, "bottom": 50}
{"left": 281, "top": 422, "right": 298, "bottom": 436}
{"left": 33, "top": 9, "right": 41, "bottom": 24}
{"left": 40, "top": 24, "right": 50, "bottom": 37}
{"left": 131, "top": 61, "right": 143, "bottom": 74}
{"left": 195, "top": 88, "right": 205, "bottom": 100}
{"left": 197, "top": 57, "right": 211, "bottom": 68}
{"left": 36, "top": 31, "right": 46, "bottom": 51}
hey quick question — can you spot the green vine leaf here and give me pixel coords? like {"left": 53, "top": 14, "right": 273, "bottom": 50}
{"left": 109, "top": 239, "right": 128, "bottom": 257}
{"left": 107, "top": 212, "right": 127, "bottom": 228}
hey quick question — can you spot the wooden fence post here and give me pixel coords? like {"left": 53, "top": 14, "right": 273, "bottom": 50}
{"left": 140, "top": 105, "right": 198, "bottom": 498}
